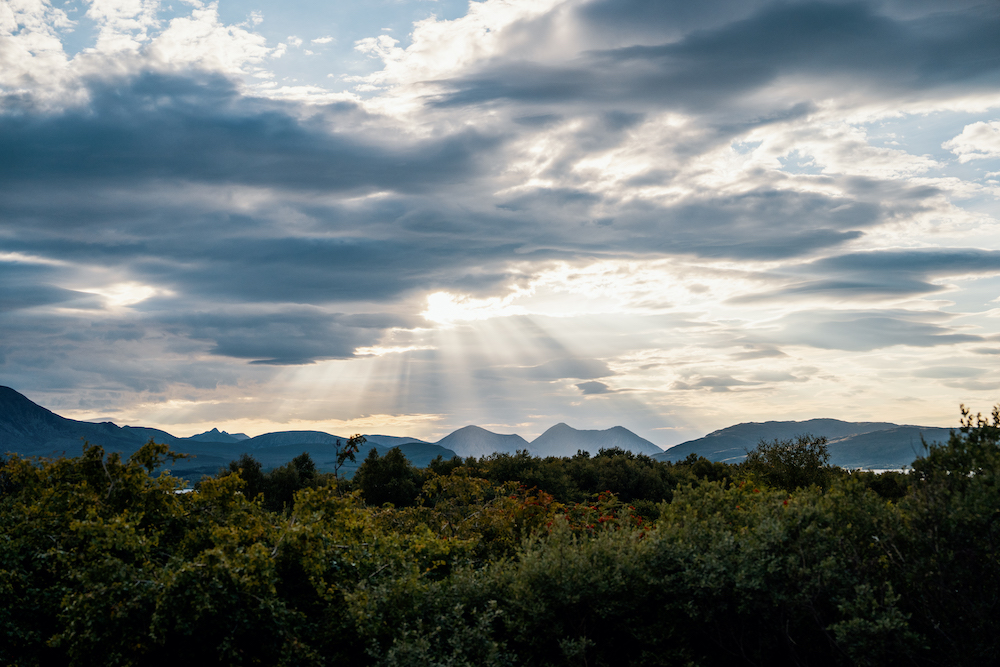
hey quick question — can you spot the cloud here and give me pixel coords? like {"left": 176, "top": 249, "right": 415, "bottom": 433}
{"left": 673, "top": 375, "right": 760, "bottom": 393}
{"left": 3, "top": 0, "right": 1000, "bottom": 440}
{"left": 729, "top": 345, "right": 786, "bottom": 361}
{"left": 577, "top": 380, "right": 613, "bottom": 395}
{"left": 0, "top": 261, "right": 95, "bottom": 312}
{"left": 943, "top": 120, "right": 1000, "bottom": 162}
{"left": 155, "top": 310, "right": 395, "bottom": 365}
{"left": 942, "top": 379, "right": 1000, "bottom": 391}
{"left": 86, "top": 0, "right": 160, "bottom": 54}
{"left": 913, "top": 366, "right": 986, "bottom": 379}
{"left": 427, "top": 1, "right": 1000, "bottom": 113}
{"left": 763, "top": 310, "right": 983, "bottom": 352}
{"left": 733, "top": 250, "right": 1000, "bottom": 303}
{"left": 482, "top": 358, "right": 613, "bottom": 382}
{"left": 0, "top": 73, "right": 494, "bottom": 193}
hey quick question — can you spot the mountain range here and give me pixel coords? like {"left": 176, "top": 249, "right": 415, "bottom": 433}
{"left": 0, "top": 386, "right": 661, "bottom": 480}
{"left": 1, "top": 386, "right": 955, "bottom": 479}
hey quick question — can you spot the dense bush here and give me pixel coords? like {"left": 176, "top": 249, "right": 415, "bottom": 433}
{"left": 1, "top": 407, "right": 998, "bottom": 665}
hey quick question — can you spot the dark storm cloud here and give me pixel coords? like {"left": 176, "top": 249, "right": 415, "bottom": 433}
{"left": 0, "top": 187, "right": 528, "bottom": 309}
{"left": 153, "top": 309, "right": 410, "bottom": 365}
{"left": 639, "top": 190, "right": 874, "bottom": 259}
{"left": 0, "top": 72, "right": 494, "bottom": 193}
{"left": 492, "top": 186, "right": 880, "bottom": 260}
{"left": 0, "top": 263, "right": 98, "bottom": 312}
{"left": 131, "top": 236, "right": 518, "bottom": 305}
{"left": 816, "top": 249, "right": 1000, "bottom": 277}
{"left": 0, "top": 70, "right": 522, "bottom": 316}
{"left": 436, "top": 1, "right": 1000, "bottom": 111}
{"left": 579, "top": 0, "right": 766, "bottom": 37}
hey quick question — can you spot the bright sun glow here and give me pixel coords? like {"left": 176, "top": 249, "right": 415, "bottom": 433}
{"left": 81, "top": 283, "right": 164, "bottom": 308}
{"left": 422, "top": 290, "right": 528, "bottom": 324}
{"left": 354, "top": 345, "right": 435, "bottom": 356}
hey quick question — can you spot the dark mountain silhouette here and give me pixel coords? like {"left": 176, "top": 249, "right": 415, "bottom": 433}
{"left": 0, "top": 386, "right": 454, "bottom": 479}
{"left": 3, "top": 385, "right": 945, "bottom": 475}
{"left": 0, "top": 386, "right": 149, "bottom": 457}
{"left": 245, "top": 431, "right": 340, "bottom": 448}
{"left": 435, "top": 425, "right": 529, "bottom": 458}
{"left": 529, "top": 423, "right": 662, "bottom": 457}
{"left": 656, "top": 418, "right": 951, "bottom": 469}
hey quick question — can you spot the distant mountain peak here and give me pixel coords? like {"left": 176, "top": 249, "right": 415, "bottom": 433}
{"left": 453, "top": 425, "right": 492, "bottom": 433}
{"left": 542, "top": 422, "right": 573, "bottom": 433}
{"left": 186, "top": 428, "right": 249, "bottom": 443}
{"left": 435, "top": 425, "right": 529, "bottom": 458}
{"left": 530, "top": 423, "right": 662, "bottom": 457}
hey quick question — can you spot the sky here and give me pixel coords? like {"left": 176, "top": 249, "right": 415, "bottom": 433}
{"left": 2, "top": 0, "right": 1000, "bottom": 447}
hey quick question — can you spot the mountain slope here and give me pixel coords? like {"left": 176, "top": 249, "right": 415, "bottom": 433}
{"left": 826, "top": 426, "right": 953, "bottom": 469}
{"left": 364, "top": 434, "right": 429, "bottom": 447}
{"left": 435, "top": 425, "right": 529, "bottom": 458}
{"left": 655, "top": 418, "right": 949, "bottom": 469}
{"left": 0, "top": 386, "right": 147, "bottom": 457}
{"left": 245, "top": 431, "right": 341, "bottom": 449}
{"left": 529, "top": 423, "right": 662, "bottom": 457}
{"left": 656, "top": 419, "right": 899, "bottom": 463}
{"left": 0, "top": 387, "right": 456, "bottom": 478}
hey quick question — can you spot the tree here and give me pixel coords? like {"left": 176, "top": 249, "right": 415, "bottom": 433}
{"left": 264, "top": 452, "right": 319, "bottom": 512}
{"left": 741, "top": 434, "right": 833, "bottom": 491}
{"left": 895, "top": 405, "right": 1000, "bottom": 662}
{"left": 219, "top": 452, "right": 266, "bottom": 500}
{"left": 354, "top": 447, "right": 421, "bottom": 507}
{"left": 333, "top": 434, "right": 366, "bottom": 487}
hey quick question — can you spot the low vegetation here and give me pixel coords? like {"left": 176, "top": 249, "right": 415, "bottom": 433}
{"left": 1, "top": 407, "right": 998, "bottom": 665}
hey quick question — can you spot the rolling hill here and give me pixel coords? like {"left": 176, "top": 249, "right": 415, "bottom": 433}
{"left": 656, "top": 418, "right": 953, "bottom": 469}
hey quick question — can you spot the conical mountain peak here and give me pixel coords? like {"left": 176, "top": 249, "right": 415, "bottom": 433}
{"left": 530, "top": 423, "right": 662, "bottom": 457}
{"left": 435, "top": 425, "right": 529, "bottom": 458}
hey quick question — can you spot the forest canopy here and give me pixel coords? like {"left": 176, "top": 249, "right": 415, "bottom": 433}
{"left": 1, "top": 407, "right": 998, "bottom": 666}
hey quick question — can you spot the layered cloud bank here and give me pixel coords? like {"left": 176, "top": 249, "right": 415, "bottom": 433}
{"left": 2, "top": 0, "right": 1000, "bottom": 444}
